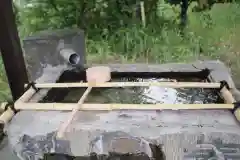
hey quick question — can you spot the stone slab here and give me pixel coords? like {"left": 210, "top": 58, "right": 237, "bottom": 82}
{"left": 3, "top": 60, "right": 240, "bottom": 160}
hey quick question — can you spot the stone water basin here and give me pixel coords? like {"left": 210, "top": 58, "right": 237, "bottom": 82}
{"left": 1, "top": 61, "right": 240, "bottom": 160}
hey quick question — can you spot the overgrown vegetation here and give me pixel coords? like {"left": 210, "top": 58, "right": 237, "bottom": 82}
{"left": 0, "top": 59, "right": 11, "bottom": 101}
{"left": 0, "top": 0, "right": 240, "bottom": 101}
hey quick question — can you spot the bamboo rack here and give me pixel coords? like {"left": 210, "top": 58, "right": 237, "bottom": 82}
{"left": 1, "top": 81, "right": 240, "bottom": 125}
{"left": 24, "top": 82, "right": 221, "bottom": 89}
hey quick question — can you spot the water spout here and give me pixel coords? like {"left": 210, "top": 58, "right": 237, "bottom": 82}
{"left": 60, "top": 48, "right": 80, "bottom": 66}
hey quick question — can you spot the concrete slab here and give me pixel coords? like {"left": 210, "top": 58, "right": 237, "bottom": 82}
{"left": 2, "top": 60, "right": 240, "bottom": 160}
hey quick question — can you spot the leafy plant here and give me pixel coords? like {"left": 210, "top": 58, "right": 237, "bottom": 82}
{"left": 0, "top": 0, "right": 240, "bottom": 102}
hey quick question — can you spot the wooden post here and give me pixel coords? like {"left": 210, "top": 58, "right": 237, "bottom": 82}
{"left": 0, "top": 0, "right": 28, "bottom": 101}
{"left": 140, "top": 1, "right": 146, "bottom": 27}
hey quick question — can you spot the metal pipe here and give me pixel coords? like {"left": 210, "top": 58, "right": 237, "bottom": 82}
{"left": 59, "top": 48, "right": 81, "bottom": 66}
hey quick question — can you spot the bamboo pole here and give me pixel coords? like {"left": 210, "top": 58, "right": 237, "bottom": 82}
{"left": 12, "top": 103, "right": 233, "bottom": 111}
{"left": 220, "top": 86, "right": 240, "bottom": 122}
{"left": 16, "top": 87, "right": 36, "bottom": 103}
{"left": 0, "top": 87, "right": 36, "bottom": 125}
{"left": 24, "top": 82, "right": 221, "bottom": 89}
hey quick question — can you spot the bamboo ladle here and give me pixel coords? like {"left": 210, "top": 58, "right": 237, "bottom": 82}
{"left": 56, "top": 66, "right": 111, "bottom": 138}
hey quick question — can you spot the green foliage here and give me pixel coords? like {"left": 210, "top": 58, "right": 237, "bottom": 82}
{"left": 16, "top": 0, "right": 160, "bottom": 38}
{"left": 0, "top": 0, "right": 240, "bottom": 102}
{"left": 156, "top": 0, "right": 181, "bottom": 23}
{"left": 11, "top": 0, "right": 240, "bottom": 70}
{"left": 0, "top": 58, "right": 12, "bottom": 101}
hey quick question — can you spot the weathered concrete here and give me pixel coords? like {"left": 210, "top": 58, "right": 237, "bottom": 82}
{"left": 22, "top": 28, "right": 85, "bottom": 82}
{"left": 2, "top": 60, "right": 240, "bottom": 160}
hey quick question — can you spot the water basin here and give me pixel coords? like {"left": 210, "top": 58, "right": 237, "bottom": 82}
{"left": 1, "top": 61, "right": 240, "bottom": 160}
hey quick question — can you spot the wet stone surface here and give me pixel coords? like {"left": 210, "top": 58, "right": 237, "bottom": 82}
{"left": 14, "top": 132, "right": 72, "bottom": 160}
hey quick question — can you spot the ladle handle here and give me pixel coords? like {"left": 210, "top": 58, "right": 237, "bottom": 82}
{"left": 56, "top": 87, "right": 92, "bottom": 138}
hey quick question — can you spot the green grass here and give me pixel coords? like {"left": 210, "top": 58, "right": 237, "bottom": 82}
{"left": 0, "top": 58, "right": 11, "bottom": 102}
{"left": 1, "top": 3, "right": 240, "bottom": 102}
{"left": 87, "top": 3, "right": 239, "bottom": 61}
{"left": 87, "top": 3, "right": 240, "bottom": 82}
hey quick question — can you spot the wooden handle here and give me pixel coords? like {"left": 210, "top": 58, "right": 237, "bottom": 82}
{"left": 24, "top": 82, "right": 221, "bottom": 89}
{"left": 13, "top": 103, "right": 234, "bottom": 111}
{"left": 56, "top": 87, "right": 92, "bottom": 138}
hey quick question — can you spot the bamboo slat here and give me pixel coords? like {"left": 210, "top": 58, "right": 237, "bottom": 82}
{"left": 13, "top": 103, "right": 233, "bottom": 111}
{"left": 24, "top": 82, "right": 221, "bottom": 89}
